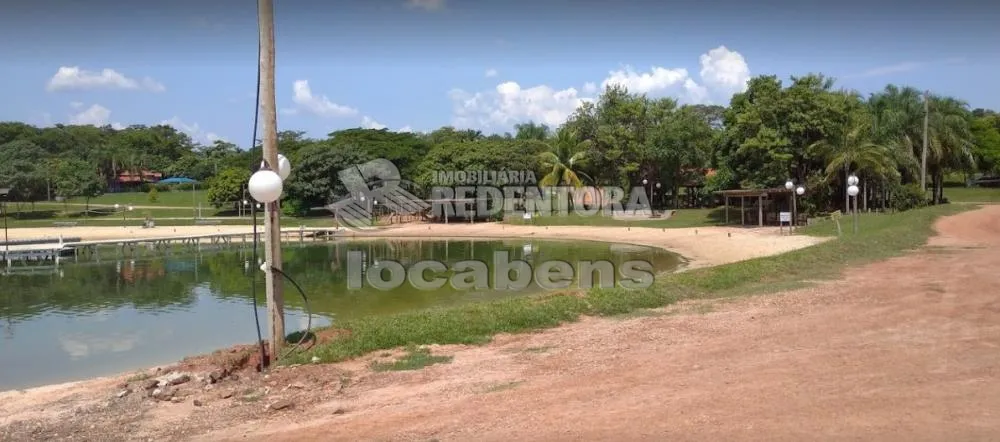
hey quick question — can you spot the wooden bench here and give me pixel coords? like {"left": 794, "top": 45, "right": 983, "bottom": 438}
{"left": 194, "top": 219, "right": 222, "bottom": 225}
{"left": 52, "top": 221, "right": 79, "bottom": 227}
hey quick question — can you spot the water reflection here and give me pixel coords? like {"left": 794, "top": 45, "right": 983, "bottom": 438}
{"left": 0, "top": 239, "right": 680, "bottom": 390}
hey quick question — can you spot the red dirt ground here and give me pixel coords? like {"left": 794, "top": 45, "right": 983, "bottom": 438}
{"left": 2, "top": 205, "right": 999, "bottom": 441}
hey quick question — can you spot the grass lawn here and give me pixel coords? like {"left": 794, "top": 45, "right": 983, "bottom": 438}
{"left": 942, "top": 186, "right": 1000, "bottom": 203}
{"left": 60, "top": 189, "right": 212, "bottom": 207}
{"left": 284, "top": 203, "right": 972, "bottom": 366}
{"left": 502, "top": 207, "right": 725, "bottom": 228}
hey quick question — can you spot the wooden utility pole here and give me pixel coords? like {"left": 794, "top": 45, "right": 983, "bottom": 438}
{"left": 258, "top": 0, "right": 284, "bottom": 362}
{"left": 921, "top": 90, "right": 929, "bottom": 193}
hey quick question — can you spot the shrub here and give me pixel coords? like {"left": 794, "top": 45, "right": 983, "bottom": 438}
{"left": 147, "top": 186, "right": 159, "bottom": 203}
{"left": 889, "top": 183, "right": 929, "bottom": 211}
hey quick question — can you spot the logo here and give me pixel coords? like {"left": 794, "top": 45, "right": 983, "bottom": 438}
{"left": 325, "top": 158, "right": 654, "bottom": 230}
{"left": 325, "top": 158, "right": 429, "bottom": 230}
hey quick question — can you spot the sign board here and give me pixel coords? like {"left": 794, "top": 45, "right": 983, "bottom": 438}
{"left": 779, "top": 212, "right": 791, "bottom": 223}
{"left": 522, "top": 212, "right": 532, "bottom": 220}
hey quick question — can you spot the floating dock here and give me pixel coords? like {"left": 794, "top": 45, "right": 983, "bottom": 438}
{"left": 1, "top": 227, "right": 343, "bottom": 267}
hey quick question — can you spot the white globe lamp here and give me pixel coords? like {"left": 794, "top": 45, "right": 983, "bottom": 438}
{"left": 277, "top": 154, "right": 292, "bottom": 180}
{"left": 796, "top": 186, "right": 805, "bottom": 196}
{"left": 847, "top": 174, "right": 859, "bottom": 186}
{"left": 642, "top": 179, "right": 648, "bottom": 185}
{"left": 248, "top": 169, "right": 283, "bottom": 203}
{"left": 847, "top": 185, "right": 859, "bottom": 197}
{"left": 785, "top": 180, "right": 793, "bottom": 190}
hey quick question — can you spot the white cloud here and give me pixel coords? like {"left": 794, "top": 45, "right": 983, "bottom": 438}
{"left": 449, "top": 82, "right": 591, "bottom": 130}
{"left": 398, "top": 125, "right": 413, "bottom": 133}
{"left": 485, "top": 68, "right": 498, "bottom": 78}
{"left": 161, "top": 116, "right": 226, "bottom": 144}
{"left": 70, "top": 101, "right": 83, "bottom": 109}
{"left": 286, "top": 80, "right": 358, "bottom": 118}
{"left": 360, "top": 116, "right": 387, "bottom": 130}
{"left": 698, "top": 45, "right": 751, "bottom": 95}
{"left": 69, "top": 104, "right": 125, "bottom": 129}
{"left": 47, "top": 66, "right": 165, "bottom": 93}
{"left": 448, "top": 45, "right": 751, "bottom": 131}
{"left": 405, "top": 0, "right": 444, "bottom": 11}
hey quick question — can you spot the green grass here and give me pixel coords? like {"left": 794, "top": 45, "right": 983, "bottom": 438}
{"left": 941, "top": 186, "right": 1000, "bottom": 203}
{"left": 61, "top": 190, "right": 211, "bottom": 207}
{"left": 283, "top": 203, "right": 973, "bottom": 367}
{"left": 369, "top": 346, "right": 453, "bottom": 372}
{"left": 502, "top": 207, "right": 724, "bottom": 228}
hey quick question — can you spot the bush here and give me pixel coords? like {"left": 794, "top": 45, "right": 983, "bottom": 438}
{"left": 147, "top": 186, "right": 159, "bottom": 203}
{"left": 889, "top": 183, "right": 929, "bottom": 211}
{"left": 154, "top": 183, "right": 173, "bottom": 192}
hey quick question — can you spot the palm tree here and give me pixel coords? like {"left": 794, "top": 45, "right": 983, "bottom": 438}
{"left": 926, "top": 96, "right": 976, "bottom": 203}
{"left": 867, "top": 85, "right": 924, "bottom": 181}
{"left": 538, "top": 128, "right": 594, "bottom": 211}
{"left": 811, "top": 97, "right": 899, "bottom": 212}
{"left": 538, "top": 127, "right": 592, "bottom": 187}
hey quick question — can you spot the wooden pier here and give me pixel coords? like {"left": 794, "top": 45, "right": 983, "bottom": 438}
{"left": 1, "top": 227, "right": 343, "bottom": 267}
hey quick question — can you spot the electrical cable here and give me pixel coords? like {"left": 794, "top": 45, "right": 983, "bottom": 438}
{"left": 268, "top": 265, "right": 313, "bottom": 362}
{"left": 248, "top": 0, "right": 267, "bottom": 371}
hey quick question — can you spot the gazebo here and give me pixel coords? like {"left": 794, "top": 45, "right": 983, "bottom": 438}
{"left": 714, "top": 188, "right": 793, "bottom": 227}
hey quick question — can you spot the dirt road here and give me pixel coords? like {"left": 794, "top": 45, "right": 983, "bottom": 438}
{"left": 213, "top": 205, "right": 1000, "bottom": 441}
{"left": 2, "top": 206, "right": 998, "bottom": 441}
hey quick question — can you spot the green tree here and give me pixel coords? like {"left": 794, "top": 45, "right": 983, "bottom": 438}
{"left": 53, "top": 158, "right": 106, "bottom": 214}
{"left": 926, "top": 96, "right": 976, "bottom": 203}
{"left": 207, "top": 167, "right": 250, "bottom": 209}
{"left": 282, "top": 141, "right": 368, "bottom": 215}
{"left": 538, "top": 127, "right": 592, "bottom": 187}
{"left": 970, "top": 114, "right": 1000, "bottom": 174}
{"left": 0, "top": 139, "right": 48, "bottom": 209}
{"left": 810, "top": 94, "right": 899, "bottom": 211}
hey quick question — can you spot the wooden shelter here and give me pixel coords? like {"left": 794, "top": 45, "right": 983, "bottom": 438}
{"left": 714, "top": 188, "right": 793, "bottom": 227}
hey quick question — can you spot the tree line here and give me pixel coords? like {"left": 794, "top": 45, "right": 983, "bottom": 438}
{"left": 2, "top": 73, "right": 999, "bottom": 217}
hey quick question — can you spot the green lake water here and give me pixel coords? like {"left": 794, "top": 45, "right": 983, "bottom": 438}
{"left": 0, "top": 238, "right": 682, "bottom": 391}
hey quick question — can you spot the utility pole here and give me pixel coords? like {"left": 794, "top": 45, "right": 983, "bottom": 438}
{"left": 921, "top": 89, "right": 929, "bottom": 194}
{"left": 258, "top": 0, "right": 284, "bottom": 362}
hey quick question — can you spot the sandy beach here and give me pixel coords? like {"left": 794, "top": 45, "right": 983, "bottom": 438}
{"left": 3, "top": 222, "right": 827, "bottom": 269}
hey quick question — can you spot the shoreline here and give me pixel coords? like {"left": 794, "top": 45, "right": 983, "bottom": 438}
{"left": 2, "top": 222, "right": 828, "bottom": 269}
{"left": 0, "top": 222, "right": 826, "bottom": 396}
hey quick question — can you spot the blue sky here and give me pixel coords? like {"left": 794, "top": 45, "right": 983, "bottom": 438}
{"left": 1, "top": 0, "right": 997, "bottom": 148}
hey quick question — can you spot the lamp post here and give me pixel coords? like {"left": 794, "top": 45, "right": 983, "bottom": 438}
{"left": 847, "top": 174, "right": 860, "bottom": 234}
{"left": 247, "top": 151, "right": 293, "bottom": 361}
{"left": 115, "top": 204, "right": 133, "bottom": 228}
{"left": 642, "top": 179, "right": 650, "bottom": 210}
{"left": 655, "top": 182, "right": 661, "bottom": 209}
{"left": 1, "top": 187, "right": 9, "bottom": 261}
{"left": 784, "top": 180, "right": 806, "bottom": 229}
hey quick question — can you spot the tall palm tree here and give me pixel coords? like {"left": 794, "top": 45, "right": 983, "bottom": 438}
{"left": 867, "top": 85, "right": 924, "bottom": 181}
{"left": 811, "top": 97, "right": 899, "bottom": 211}
{"left": 926, "top": 96, "right": 976, "bottom": 203}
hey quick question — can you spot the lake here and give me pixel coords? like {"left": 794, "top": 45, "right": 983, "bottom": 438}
{"left": 0, "top": 238, "right": 682, "bottom": 391}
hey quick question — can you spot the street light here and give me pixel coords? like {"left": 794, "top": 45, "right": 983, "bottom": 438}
{"left": 847, "top": 180, "right": 860, "bottom": 234}
{"left": 785, "top": 180, "right": 806, "bottom": 229}
{"left": 642, "top": 179, "right": 651, "bottom": 210}
{"left": 1, "top": 187, "right": 9, "bottom": 261}
{"left": 115, "top": 204, "right": 133, "bottom": 228}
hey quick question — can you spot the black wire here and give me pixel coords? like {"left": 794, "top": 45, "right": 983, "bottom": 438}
{"left": 248, "top": 0, "right": 266, "bottom": 371}
{"left": 269, "top": 265, "right": 313, "bottom": 361}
